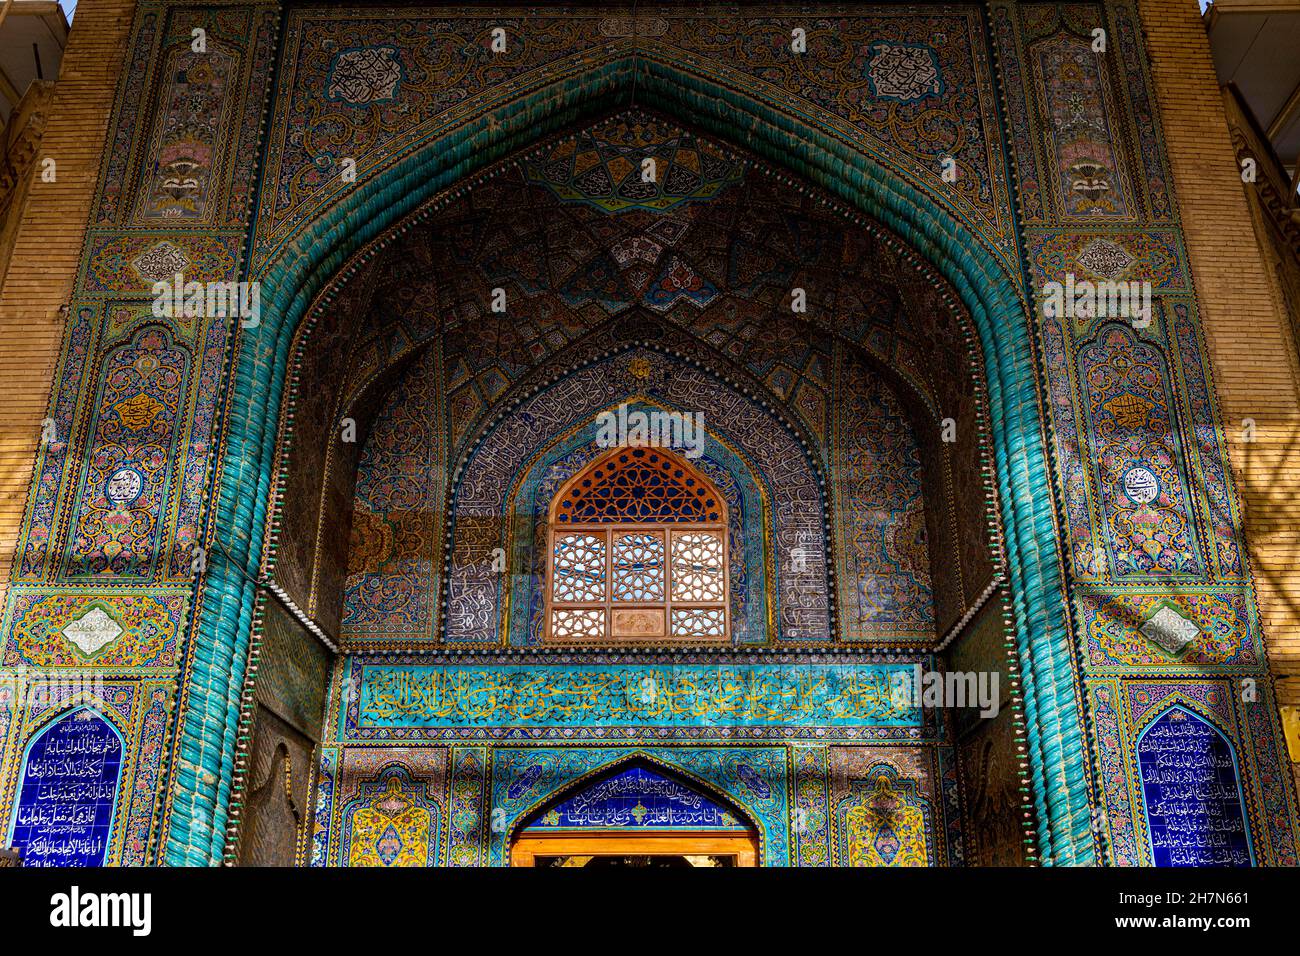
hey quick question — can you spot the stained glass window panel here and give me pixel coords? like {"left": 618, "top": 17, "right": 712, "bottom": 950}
{"left": 612, "top": 531, "right": 665, "bottom": 601}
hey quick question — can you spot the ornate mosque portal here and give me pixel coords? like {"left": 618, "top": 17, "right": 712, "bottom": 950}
{"left": 508, "top": 762, "right": 760, "bottom": 867}
{"left": 4, "top": 0, "right": 1299, "bottom": 886}
{"left": 265, "top": 108, "right": 1011, "bottom": 867}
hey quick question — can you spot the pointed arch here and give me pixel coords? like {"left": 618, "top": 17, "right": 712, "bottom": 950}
{"left": 187, "top": 56, "right": 1083, "bottom": 865}
{"left": 500, "top": 388, "right": 779, "bottom": 648}
{"left": 445, "top": 344, "right": 832, "bottom": 645}
{"left": 8, "top": 706, "right": 125, "bottom": 867}
{"left": 1135, "top": 703, "right": 1254, "bottom": 867}
{"left": 516, "top": 756, "right": 757, "bottom": 833}
{"left": 552, "top": 446, "right": 726, "bottom": 526}
{"left": 507, "top": 755, "right": 760, "bottom": 866}
{"left": 547, "top": 446, "right": 729, "bottom": 643}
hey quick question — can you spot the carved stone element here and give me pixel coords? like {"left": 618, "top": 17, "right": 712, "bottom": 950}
{"left": 1076, "top": 237, "right": 1134, "bottom": 279}
{"left": 61, "top": 606, "right": 123, "bottom": 657}
{"left": 611, "top": 607, "right": 665, "bottom": 638}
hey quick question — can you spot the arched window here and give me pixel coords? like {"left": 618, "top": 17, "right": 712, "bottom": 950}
{"left": 547, "top": 447, "right": 728, "bottom": 642}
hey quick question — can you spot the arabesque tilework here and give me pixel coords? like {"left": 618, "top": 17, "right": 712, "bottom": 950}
{"left": 0, "top": 1, "right": 1295, "bottom": 868}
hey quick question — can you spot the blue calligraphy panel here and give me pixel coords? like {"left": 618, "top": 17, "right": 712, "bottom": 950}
{"left": 1137, "top": 706, "right": 1253, "bottom": 867}
{"left": 357, "top": 663, "right": 919, "bottom": 729}
{"left": 8, "top": 708, "right": 123, "bottom": 867}
{"left": 524, "top": 764, "right": 749, "bottom": 831}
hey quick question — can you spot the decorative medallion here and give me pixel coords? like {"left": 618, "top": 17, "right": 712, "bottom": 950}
{"left": 374, "top": 824, "right": 403, "bottom": 865}
{"left": 105, "top": 466, "right": 145, "bottom": 508}
{"left": 1140, "top": 604, "right": 1199, "bottom": 658}
{"left": 1121, "top": 465, "right": 1160, "bottom": 505}
{"left": 865, "top": 42, "right": 943, "bottom": 102}
{"left": 130, "top": 241, "right": 190, "bottom": 283}
{"left": 1076, "top": 237, "right": 1135, "bottom": 280}
{"left": 627, "top": 356, "right": 654, "bottom": 381}
{"left": 112, "top": 393, "right": 165, "bottom": 431}
{"left": 326, "top": 46, "right": 403, "bottom": 105}
{"left": 61, "top": 606, "right": 124, "bottom": 657}
{"left": 1101, "top": 393, "right": 1153, "bottom": 430}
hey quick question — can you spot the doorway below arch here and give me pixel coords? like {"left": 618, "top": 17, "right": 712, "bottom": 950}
{"left": 508, "top": 761, "right": 760, "bottom": 867}
{"left": 511, "top": 833, "right": 758, "bottom": 867}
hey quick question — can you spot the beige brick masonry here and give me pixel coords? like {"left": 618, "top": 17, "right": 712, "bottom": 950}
{"left": 0, "top": 0, "right": 136, "bottom": 607}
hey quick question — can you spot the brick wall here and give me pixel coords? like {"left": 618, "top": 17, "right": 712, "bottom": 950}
{"left": 1139, "top": 0, "right": 1300, "bottom": 744}
{"left": 0, "top": 0, "right": 137, "bottom": 607}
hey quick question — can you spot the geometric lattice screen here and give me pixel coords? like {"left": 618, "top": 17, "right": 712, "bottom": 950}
{"left": 554, "top": 448, "right": 723, "bottom": 524}
{"left": 549, "top": 449, "right": 727, "bottom": 641}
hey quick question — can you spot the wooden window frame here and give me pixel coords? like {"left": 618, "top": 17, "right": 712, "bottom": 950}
{"left": 545, "top": 449, "right": 729, "bottom": 644}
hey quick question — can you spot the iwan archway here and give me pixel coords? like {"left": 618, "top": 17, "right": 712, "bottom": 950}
{"left": 171, "top": 43, "right": 1087, "bottom": 867}
{"left": 227, "top": 109, "right": 1041, "bottom": 869}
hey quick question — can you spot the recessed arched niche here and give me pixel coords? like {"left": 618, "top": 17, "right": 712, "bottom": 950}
{"left": 8, "top": 707, "right": 123, "bottom": 867}
{"left": 508, "top": 759, "right": 760, "bottom": 867}
{"left": 1136, "top": 705, "right": 1253, "bottom": 867}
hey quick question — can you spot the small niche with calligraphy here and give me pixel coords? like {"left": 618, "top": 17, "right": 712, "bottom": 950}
{"left": 8, "top": 707, "right": 123, "bottom": 867}
{"left": 1137, "top": 705, "right": 1253, "bottom": 867}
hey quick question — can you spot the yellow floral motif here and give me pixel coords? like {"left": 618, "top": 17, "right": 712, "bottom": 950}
{"left": 1100, "top": 393, "right": 1154, "bottom": 430}
{"left": 845, "top": 773, "right": 929, "bottom": 867}
{"left": 346, "top": 776, "right": 432, "bottom": 867}
{"left": 6, "top": 590, "right": 185, "bottom": 668}
{"left": 113, "top": 392, "right": 165, "bottom": 431}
